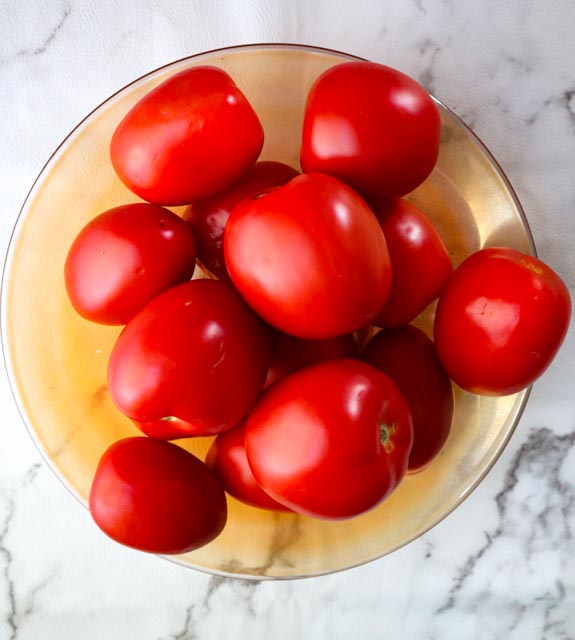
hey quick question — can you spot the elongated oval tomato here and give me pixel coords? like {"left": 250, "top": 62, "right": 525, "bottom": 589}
{"left": 108, "top": 279, "right": 269, "bottom": 436}
{"left": 245, "top": 359, "right": 413, "bottom": 519}
{"left": 434, "top": 247, "right": 571, "bottom": 395}
{"left": 89, "top": 437, "right": 227, "bottom": 554}
{"left": 65, "top": 203, "right": 196, "bottom": 325}
{"left": 362, "top": 325, "right": 453, "bottom": 472}
{"left": 110, "top": 66, "right": 264, "bottom": 206}
{"left": 225, "top": 173, "right": 392, "bottom": 339}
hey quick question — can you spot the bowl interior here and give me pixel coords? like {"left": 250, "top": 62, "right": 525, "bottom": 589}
{"left": 2, "top": 44, "right": 534, "bottom": 578}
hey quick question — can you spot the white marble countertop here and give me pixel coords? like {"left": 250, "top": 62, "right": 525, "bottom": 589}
{"left": 1, "top": 1, "right": 574, "bottom": 638}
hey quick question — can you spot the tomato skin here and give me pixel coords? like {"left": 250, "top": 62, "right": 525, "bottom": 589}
{"left": 64, "top": 203, "right": 196, "bottom": 325}
{"left": 108, "top": 279, "right": 269, "bottom": 436}
{"left": 434, "top": 247, "right": 571, "bottom": 395}
{"left": 205, "top": 418, "right": 292, "bottom": 512}
{"left": 224, "top": 173, "right": 392, "bottom": 339}
{"left": 89, "top": 437, "right": 227, "bottom": 554}
{"left": 300, "top": 61, "right": 441, "bottom": 205}
{"left": 245, "top": 359, "right": 413, "bottom": 519}
{"left": 110, "top": 66, "right": 264, "bottom": 206}
{"left": 362, "top": 326, "right": 453, "bottom": 472}
{"left": 373, "top": 199, "right": 452, "bottom": 328}
{"left": 184, "top": 161, "right": 299, "bottom": 280}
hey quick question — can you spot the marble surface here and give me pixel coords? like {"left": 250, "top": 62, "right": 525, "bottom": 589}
{"left": 1, "top": 1, "right": 574, "bottom": 638}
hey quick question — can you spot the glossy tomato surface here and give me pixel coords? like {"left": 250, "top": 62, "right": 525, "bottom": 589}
{"left": 184, "top": 161, "right": 299, "bottom": 280}
{"left": 64, "top": 203, "right": 196, "bottom": 325}
{"left": 110, "top": 66, "right": 264, "bottom": 205}
{"left": 300, "top": 61, "right": 441, "bottom": 205}
{"left": 108, "top": 279, "right": 269, "bottom": 436}
{"left": 224, "top": 173, "right": 392, "bottom": 339}
{"left": 374, "top": 199, "right": 452, "bottom": 328}
{"left": 206, "top": 418, "right": 292, "bottom": 512}
{"left": 362, "top": 325, "right": 453, "bottom": 472}
{"left": 89, "top": 437, "right": 227, "bottom": 554}
{"left": 434, "top": 247, "right": 571, "bottom": 395}
{"left": 245, "top": 359, "right": 413, "bottom": 519}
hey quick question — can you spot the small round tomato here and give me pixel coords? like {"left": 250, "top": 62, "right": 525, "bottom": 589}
{"left": 205, "top": 418, "right": 292, "bottom": 512}
{"left": 184, "top": 161, "right": 299, "bottom": 280}
{"left": 300, "top": 61, "right": 441, "bottom": 205}
{"left": 434, "top": 247, "right": 571, "bottom": 395}
{"left": 224, "top": 173, "right": 392, "bottom": 339}
{"left": 110, "top": 66, "right": 264, "bottom": 206}
{"left": 64, "top": 203, "right": 196, "bottom": 325}
{"left": 108, "top": 279, "right": 269, "bottom": 436}
{"left": 362, "top": 325, "right": 453, "bottom": 472}
{"left": 89, "top": 437, "right": 227, "bottom": 554}
{"left": 245, "top": 359, "right": 413, "bottom": 519}
{"left": 373, "top": 199, "right": 452, "bottom": 328}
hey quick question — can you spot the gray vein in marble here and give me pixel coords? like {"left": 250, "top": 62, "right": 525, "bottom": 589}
{"left": 527, "top": 88, "right": 575, "bottom": 132}
{"left": 14, "top": 1, "right": 71, "bottom": 60}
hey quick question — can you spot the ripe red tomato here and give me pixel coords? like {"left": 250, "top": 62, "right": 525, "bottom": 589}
{"left": 374, "top": 199, "right": 452, "bottom": 328}
{"left": 434, "top": 247, "right": 571, "bottom": 395}
{"left": 108, "top": 279, "right": 269, "bottom": 436}
{"left": 245, "top": 359, "right": 413, "bottom": 519}
{"left": 110, "top": 66, "right": 264, "bottom": 206}
{"left": 64, "top": 203, "right": 196, "bottom": 325}
{"left": 205, "top": 418, "right": 292, "bottom": 512}
{"left": 362, "top": 325, "right": 453, "bottom": 472}
{"left": 224, "top": 173, "right": 392, "bottom": 339}
{"left": 265, "top": 328, "right": 358, "bottom": 387}
{"left": 89, "top": 437, "right": 227, "bottom": 554}
{"left": 300, "top": 61, "right": 441, "bottom": 205}
{"left": 184, "top": 161, "right": 299, "bottom": 280}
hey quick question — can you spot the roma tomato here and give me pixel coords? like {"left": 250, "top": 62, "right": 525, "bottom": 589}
{"left": 301, "top": 61, "right": 441, "bottom": 205}
{"left": 89, "top": 437, "right": 227, "bottom": 554}
{"left": 362, "top": 325, "right": 453, "bottom": 472}
{"left": 265, "top": 328, "right": 358, "bottom": 387}
{"left": 184, "top": 161, "right": 299, "bottom": 280}
{"left": 434, "top": 247, "right": 571, "bottom": 395}
{"left": 373, "top": 199, "right": 452, "bottom": 328}
{"left": 110, "top": 66, "right": 264, "bottom": 205}
{"left": 224, "top": 173, "right": 392, "bottom": 339}
{"left": 64, "top": 203, "right": 196, "bottom": 325}
{"left": 206, "top": 418, "right": 292, "bottom": 512}
{"left": 108, "top": 279, "right": 269, "bottom": 436}
{"left": 245, "top": 359, "right": 413, "bottom": 519}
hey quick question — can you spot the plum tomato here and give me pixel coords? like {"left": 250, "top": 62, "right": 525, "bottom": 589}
{"left": 245, "top": 359, "right": 413, "bottom": 519}
{"left": 110, "top": 66, "right": 264, "bottom": 206}
{"left": 224, "top": 173, "right": 392, "bottom": 339}
{"left": 205, "top": 418, "right": 292, "bottom": 512}
{"left": 183, "top": 161, "right": 299, "bottom": 280}
{"left": 434, "top": 247, "right": 571, "bottom": 395}
{"left": 373, "top": 198, "right": 452, "bottom": 328}
{"left": 362, "top": 325, "right": 453, "bottom": 472}
{"left": 64, "top": 203, "right": 196, "bottom": 325}
{"left": 107, "top": 279, "right": 270, "bottom": 436}
{"left": 89, "top": 437, "right": 227, "bottom": 554}
{"left": 300, "top": 61, "right": 441, "bottom": 205}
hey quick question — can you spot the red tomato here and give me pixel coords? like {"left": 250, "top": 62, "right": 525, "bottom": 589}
{"left": 64, "top": 203, "right": 196, "bottom": 325}
{"left": 184, "top": 161, "right": 299, "bottom": 280}
{"left": 110, "top": 66, "right": 264, "bottom": 206}
{"left": 205, "top": 418, "right": 292, "bottom": 512}
{"left": 362, "top": 326, "right": 453, "bottom": 472}
{"left": 224, "top": 173, "right": 392, "bottom": 339}
{"left": 300, "top": 61, "right": 441, "bottom": 205}
{"left": 108, "top": 279, "right": 269, "bottom": 436}
{"left": 265, "top": 328, "right": 358, "bottom": 387}
{"left": 89, "top": 437, "right": 227, "bottom": 554}
{"left": 245, "top": 359, "right": 413, "bottom": 519}
{"left": 373, "top": 199, "right": 452, "bottom": 328}
{"left": 434, "top": 247, "right": 571, "bottom": 395}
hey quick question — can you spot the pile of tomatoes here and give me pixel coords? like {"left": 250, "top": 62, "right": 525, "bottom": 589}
{"left": 64, "top": 61, "right": 571, "bottom": 556}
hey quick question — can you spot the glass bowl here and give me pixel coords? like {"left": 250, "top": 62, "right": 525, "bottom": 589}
{"left": 1, "top": 44, "right": 535, "bottom": 579}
